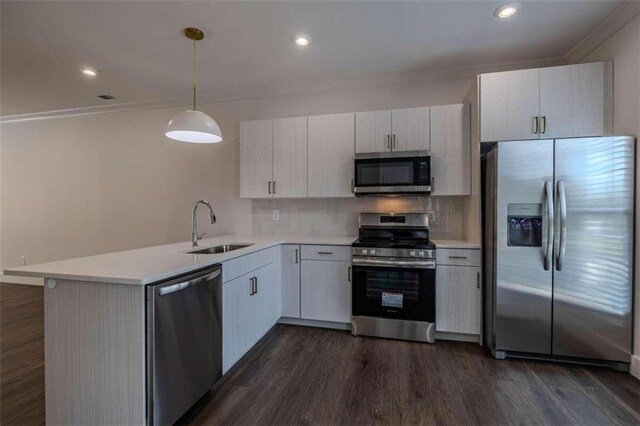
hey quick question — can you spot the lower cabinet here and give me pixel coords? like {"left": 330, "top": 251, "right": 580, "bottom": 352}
{"left": 281, "top": 245, "right": 301, "bottom": 318}
{"left": 222, "top": 250, "right": 281, "bottom": 373}
{"left": 435, "top": 264, "right": 481, "bottom": 335}
{"left": 300, "top": 259, "right": 351, "bottom": 323}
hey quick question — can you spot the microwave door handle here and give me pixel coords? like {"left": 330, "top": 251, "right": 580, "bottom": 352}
{"left": 544, "top": 180, "right": 554, "bottom": 271}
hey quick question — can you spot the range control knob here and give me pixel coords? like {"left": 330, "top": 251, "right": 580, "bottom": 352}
{"left": 409, "top": 250, "right": 416, "bottom": 257}
{"left": 361, "top": 249, "right": 368, "bottom": 256}
{"left": 418, "top": 251, "right": 425, "bottom": 257}
{"left": 370, "top": 249, "right": 376, "bottom": 256}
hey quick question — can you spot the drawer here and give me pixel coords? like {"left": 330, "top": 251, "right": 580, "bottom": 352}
{"left": 223, "top": 246, "right": 279, "bottom": 283}
{"left": 300, "top": 245, "right": 351, "bottom": 262}
{"left": 436, "top": 248, "right": 481, "bottom": 267}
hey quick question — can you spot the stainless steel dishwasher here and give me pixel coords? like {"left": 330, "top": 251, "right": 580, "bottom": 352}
{"left": 146, "top": 265, "right": 222, "bottom": 425}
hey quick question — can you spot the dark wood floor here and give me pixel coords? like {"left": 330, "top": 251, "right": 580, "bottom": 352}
{"left": 2, "top": 282, "right": 639, "bottom": 426}
{"left": 181, "top": 325, "right": 640, "bottom": 426}
{"left": 1, "top": 283, "right": 45, "bottom": 425}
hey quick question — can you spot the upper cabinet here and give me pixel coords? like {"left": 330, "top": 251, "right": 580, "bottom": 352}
{"left": 272, "top": 117, "right": 308, "bottom": 198}
{"left": 240, "top": 119, "right": 273, "bottom": 198}
{"left": 355, "top": 107, "right": 430, "bottom": 153}
{"left": 430, "top": 104, "right": 471, "bottom": 196}
{"left": 239, "top": 103, "right": 470, "bottom": 198}
{"left": 240, "top": 117, "right": 308, "bottom": 198}
{"left": 391, "top": 107, "right": 431, "bottom": 151}
{"left": 480, "top": 68, "right": 539, "bottom": 142}
{"left": 308, "top": 113, "right": 355, "bottom": 198}
{"left": 355, "top": 110, "right": 391, "bottom": 153}
{"left": 480, "top": 62, "right": 612, "bottom": 142}
{"left": 539, "top": 63, "right": 612, "bottom": 139}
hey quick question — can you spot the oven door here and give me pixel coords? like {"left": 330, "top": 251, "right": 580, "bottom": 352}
{"left": 353, "top": 153, "right": 431, "bottom": 195}
{"left": 352, "top": 260, "right": 435, "bottom": 322}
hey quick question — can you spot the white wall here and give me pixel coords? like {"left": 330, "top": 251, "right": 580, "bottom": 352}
{"left": 1, "top": 57, "right": 566, "bottom": 281}
{"left": 1, "top": 75, "right": 474, "bottom": 274}
{"left": 578, "top": 13, "right": 640, "bottom": 375}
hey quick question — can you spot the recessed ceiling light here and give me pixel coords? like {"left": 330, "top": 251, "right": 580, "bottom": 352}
{"left": 293, "top": 35, "right": 310, "bottom": 47}
{"left": 79, "top": 67, "right": 100, "bottom": 77}
{"left": 494, "top": 3, "right": 517, "bottom": 18}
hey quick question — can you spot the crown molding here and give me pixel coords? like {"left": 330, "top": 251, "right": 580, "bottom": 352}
{"left": 565, "top": 1, "right": 640, "bottom": 64}
{"left": 1, "top": 56, "right": 565, "bottom": 124}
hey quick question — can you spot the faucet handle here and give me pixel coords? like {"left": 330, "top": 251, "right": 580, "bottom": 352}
{"left": 197, "top": 232, "right": 207, "bottom": 240}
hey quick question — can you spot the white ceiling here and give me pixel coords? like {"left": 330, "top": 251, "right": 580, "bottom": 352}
{"left": 1, "top": 1, "right": 623, "bottom": 116}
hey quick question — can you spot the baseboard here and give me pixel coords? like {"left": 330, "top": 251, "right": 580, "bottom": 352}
{"left": 278, "top": 317, "right": 351, "bottom": 331}
{"left": 631, "top": 355, "right": 640, "bottom": 380}
{"left": 0, "top": 274, "right": 44, "bottom": 286}
{"left": 435, "top": 331, "right": 481, "bottom": 344}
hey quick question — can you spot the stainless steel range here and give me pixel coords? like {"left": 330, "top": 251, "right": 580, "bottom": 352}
{"left": 351, "top": 213, "right": 436, "bottom": 343}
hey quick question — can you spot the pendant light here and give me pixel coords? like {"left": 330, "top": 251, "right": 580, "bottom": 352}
{"left": 166, "top": 27, "right": 222, "bottom": 143}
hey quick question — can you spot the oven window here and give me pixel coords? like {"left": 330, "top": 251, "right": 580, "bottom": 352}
{"left": 366, "top": 270, "right": 419, "bottom": 305}
{"left": 352, "top": 265, "right": 435, "bottom": 322}
{"left": 356, "top": 160, "right": 415, "bottom": 186}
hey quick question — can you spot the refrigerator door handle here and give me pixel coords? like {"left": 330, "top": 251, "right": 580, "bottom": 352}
{"left": 544, "top": 180, "right": 554, "bottom": 271}
{"left": 556, "top": 180, "right": 567, "bottom": 271}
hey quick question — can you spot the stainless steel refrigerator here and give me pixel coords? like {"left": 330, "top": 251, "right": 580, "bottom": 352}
{"left": 483, "top": 136, "right": 635, "bottom": 370}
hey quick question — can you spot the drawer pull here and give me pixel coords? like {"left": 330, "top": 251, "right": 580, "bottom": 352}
{"left": 318, "top": 251, "right": 334, "bottom": 255}
{"left": 448, "top": 256, "right": 468, "bottom": 260}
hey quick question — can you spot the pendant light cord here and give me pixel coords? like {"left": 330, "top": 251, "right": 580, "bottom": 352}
{"left": 192, "top": 37, "right": 197, "bottom": 110}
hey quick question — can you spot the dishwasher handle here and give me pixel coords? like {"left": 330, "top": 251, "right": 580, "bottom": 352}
{"left": 158, "top": 269, "right": 221, "bottom": 296}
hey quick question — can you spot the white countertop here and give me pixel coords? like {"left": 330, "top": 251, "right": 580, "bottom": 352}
{"left": 4, "top": 235, "right": 479, "bottom": 286}
{"left": 3, "top": 235, "right": 356, "bottom": 286}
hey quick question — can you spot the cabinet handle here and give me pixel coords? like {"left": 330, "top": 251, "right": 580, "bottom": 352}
{"left": 268, "top": 181, "right": 272, "bottom": 194}
{"left": 477, "top": 272, "right": 480, "bottom": 289}
{"left": 318, "top": 251, "right": 334, "bottom": 255}
{"left": 273, "top": 181, "right": 276, "bottom": 194}
{"left": 431, "top": 177, "right": 435, "bottom": 192}
{"left": 448, "top": 256, "right": 468, "bottom": 260}
{"left": 255, "top": 276, "right": 258, "bottom": 294}
{"left": 541, "top": 116, "right": 547, "bottom": 134}
{"left": 351, "top": 179, "right": 355, "bottom": 193}
{"left": 348, "top": 266, "right": 352, "bottom": 282}
{"left": 250, "top": 277, "right": 255, "bottom": 295}
{"left": 295, "top": 248, "right": 299, "bottom": 264}
{"left": 533, "top": 116, "right": 539, "bottom": 134}
{"left": 386, "top": 134, "right": 390, "bottom": 150}
{"left": 392, "top": 134, "right": 396, "bottom": 150}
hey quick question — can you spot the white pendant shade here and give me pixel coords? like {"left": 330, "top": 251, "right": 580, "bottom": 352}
{"left": 165, "top": 110, "right": 222, "bottom": 143}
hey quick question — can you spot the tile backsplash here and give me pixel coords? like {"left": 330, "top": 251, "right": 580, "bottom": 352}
{"left": 252, "top": 197, "right": 465, "bottom": 240}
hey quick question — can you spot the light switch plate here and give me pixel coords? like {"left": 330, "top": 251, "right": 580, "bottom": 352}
{"left": 272, "top": 210, "right": 280, "bottom": 221}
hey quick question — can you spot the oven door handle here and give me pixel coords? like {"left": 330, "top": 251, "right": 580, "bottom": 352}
{"left": 352, "top": 257, "right": 435, "bottom": 269}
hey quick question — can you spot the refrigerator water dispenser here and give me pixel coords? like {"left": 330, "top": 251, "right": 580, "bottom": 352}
{"left": 507, "top": 203, "right": 542, "bottom": 247}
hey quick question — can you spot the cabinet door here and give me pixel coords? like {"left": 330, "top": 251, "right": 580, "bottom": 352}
{"left": 301, "top": 260, "right": 351, "bottom": 323}
{"left": 480, "top": 69, "right": 540, "bottom": 142}
{"left": 308, "top": 113, "right": 355, "bottom": 197}
{"left": 222, "top": 274, "right": 256, "bottom": 373}
{"left": 539, "top": 62, "right": 611, "bottom": 139}
{"left": 240, "top": 120, "right": 273, "bottom": 198}
{"left": 254, "top": 261, "right": 281, "bottom": 339}
{"left": 430, "top": 104, "right": 471, "bottom": 196}
{"left": 391, "top": 107, "right": 430, "bottom": 151}
{"left": 435, "top": 266, "right": 481, "bottom": 335}
{"left": 355, "top": 110, "right": 392, "bottom": 153}
{"left": 281, "top": 245, "right": 301, "bottom": 318}
{"left": 273, "top": 117, "right": 308, "bottom": 198}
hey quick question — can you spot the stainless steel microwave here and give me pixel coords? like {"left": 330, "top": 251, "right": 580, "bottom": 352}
{"left": 353, "top": 151, "right": 431, "bottom": 196}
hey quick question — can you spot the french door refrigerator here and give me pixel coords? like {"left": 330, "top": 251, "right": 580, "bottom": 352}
{"left": 484, "top": 136, "right": 635, "bottom": 370}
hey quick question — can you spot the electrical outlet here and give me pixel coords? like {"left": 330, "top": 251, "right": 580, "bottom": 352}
{"left": 272, "top": 210, "right": 280, "bottom": 221}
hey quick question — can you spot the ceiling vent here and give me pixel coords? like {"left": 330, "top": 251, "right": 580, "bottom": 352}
{"left": 96, "top": 94, "right": 117, "bottom": 100}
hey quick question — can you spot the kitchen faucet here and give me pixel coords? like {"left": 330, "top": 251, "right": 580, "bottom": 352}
{"left": 192, "top": 200, "right": 216, "bottom": 247}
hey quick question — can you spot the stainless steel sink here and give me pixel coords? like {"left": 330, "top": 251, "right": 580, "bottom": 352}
{"left": 187, "top": 243, "right": 253, "bottom": 255}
